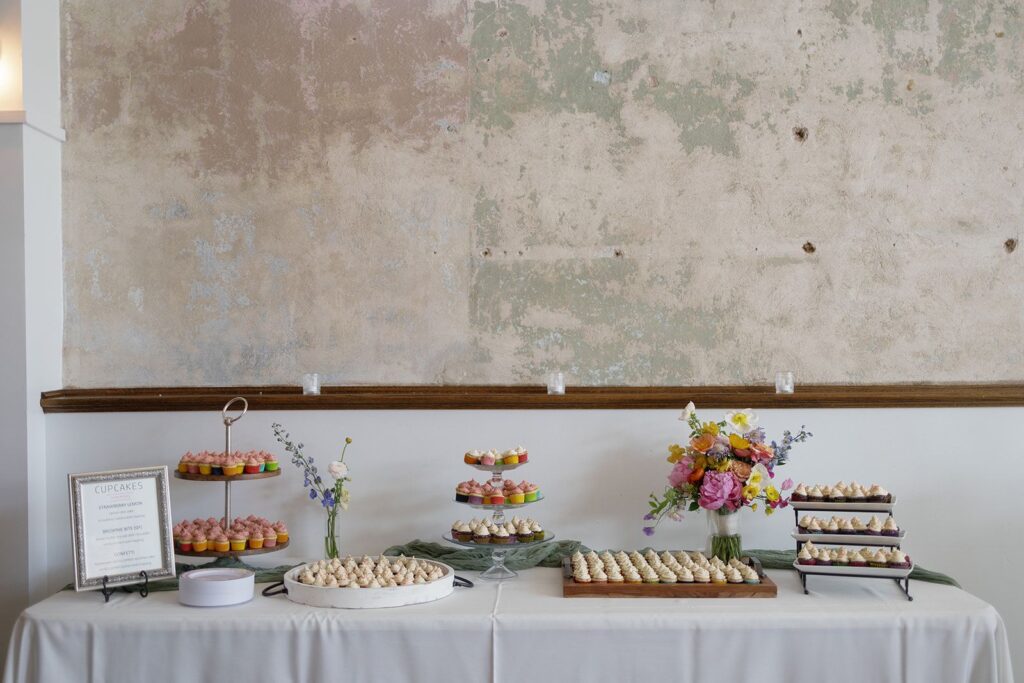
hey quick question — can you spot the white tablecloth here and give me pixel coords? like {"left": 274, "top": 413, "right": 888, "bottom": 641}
{"left": 4, "top": 569, "right": 1013, "bottom": 683}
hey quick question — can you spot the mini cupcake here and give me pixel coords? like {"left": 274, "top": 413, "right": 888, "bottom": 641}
{"left": 480, "top": 451, "right": 496, "bottom": 466}
{"left": 888, "top": 549, "right": 911, "bottom": 570}
{"left": 726, "top": 567, "right": 743, "bottom": 584}
{"left": 473, "top": 525, "right": 491, "bottom": 544}
{"left": 847, "top": 485, "right": 867, "bottom": 503}
{"left": 516, "top": 522, "right": 533, "bottom": 543}
{"left": 502, "top": 449, "right": 519, "bottom": 465}
{"left": 492, "top": 527, "right": 511, "bottom": 544}
{"left": 192, "top": 531, "right": 208, "bottom": 553}
{"left": 249, "top": 529, "right": 264, "bottom": 550}
{"left": 464, "top": 450, "right": 481, "bottom": 465}
{"left": 849, "top": 550, "right": 867, "bottom": 567}
{"left": 178, "top": 531, "right": 194, "bottom": 552}
{"left": 798, "top": 514, "right": 814, "bottom": 532}
{"left": 881, "top": 516, "right": 900, "bottom": 537}
{"left": 530, "top": 520, "right": 544, "bottom": 541}
{"left": 264, "top": 455, "right": 279, "bottom": 472}
{"left": 210, "top": 456, "right": 224, "bottom": 476}
{"left": 514, "top": 446, "right": 529, "bottom": 463}
{"left": 868, "top": 484, "right": 891, "bottom": 503}
{"left": 824, "top": 518, "right": 840, "bottom": 534}
{"left": 865, "top": 515, "right": 883, "bottom": 536}
{"left": 523, "top": 482, "right": 539, "bottom": 502}
{"left": 806, "top": 518, "right": 822, "bottom": 534}
{"left": 490, "top": 490, "right": 506, "bottom": 505}
{"left": 710, "top": 568, "right": 726, "bottom": 585}
{"left": 807, "top": 485, "right": 824, "bottom": 502}
{"left": 838, "top": 518, "right": 855, "bottom": 535}
{"left": 481, "top": 484, "right": 495, "bottom": 506}
{"left": 508, "top": 486, "right": 525, "bottom": 504}
{"left": 869, "top": 549, "right": 888, "bottom": 568}
{"left": 178, "top": 455, "right": 190, "bottom": 474}
{"left": 186, "top": 457, "right": 200, "bottom": 475}
{"left": 455, "top": 522, "right": 473, "bottom": 542}
{"left": 274, "top": 523, "right": 289, "bottom": 543}
{"left": 742, "top": 566, "right": 760, "bottom": 584}
{"left": 262, "top": 527, "right": 278, "bottom": 548}
{"left": 455, "top": 482, "right": 471, "bottom": 503}
{"left": 198, "top": 455, "right": 212, "bottom": 476}
{"left": 468, "top": 485, "right": 484, "bottom": 506}
{"left": 244, "top": 458, "right": 261, "bottom": 475}
{"left": 229, "top": 532, "right": 246, "bottom": 551}
{"left": 213, "top": 534, "right": 230, "bottom": 552}
{"left": 790, "top": 483, "right": 808, "bottom": 502}
{"left": 850, "top": 517, "right": 867, "bottom": 534}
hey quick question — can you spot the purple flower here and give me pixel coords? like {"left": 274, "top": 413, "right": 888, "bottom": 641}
{"left": 322, "top": 490, "right": 335, "bottom": 508}
{"left": 781, "top": 478, "right": 793, "bottom": 491}
{"left": 309, "top": 489, "right": 317, "bottom": 500}
{"left": 642, "top": 526, "right": 655, "bottom": 536}
{"left": 698, "top": 470, "right": 743, "bottom": 511}
{"left": 643, "top": 513, "right": 655, "bottom": 521}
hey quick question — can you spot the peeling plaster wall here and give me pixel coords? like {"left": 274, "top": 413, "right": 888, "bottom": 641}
{"left": 62, "top": 0, "right": 1024, "bottom": 387}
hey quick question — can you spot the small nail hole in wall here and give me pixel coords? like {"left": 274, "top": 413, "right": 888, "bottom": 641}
{"left": 793, "top": 127, "right": 808, "bottom": 142}
{"left": 1006, "top": 238, "right": 1018, "bottom": 254}
{"left": 481, "top": 248, "right": 492, "bottom": 257}
{"left": 802, "top": 241, "right": 816, "bottom": 254}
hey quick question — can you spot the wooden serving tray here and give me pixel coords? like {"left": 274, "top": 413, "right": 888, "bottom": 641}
{"left": 562, "top": 557, "right": 777, "bottom": 598}
{"left": 174, "top": 469, "right": 281, "bottom": 482}
{"left": 175, "top": 539, "right": 289, "bottom": 558}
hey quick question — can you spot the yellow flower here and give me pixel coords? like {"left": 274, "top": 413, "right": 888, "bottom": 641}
{"left": 742, "top": 484, "right": 760, "bottom": 500}
{"left": 765, "top": 507, "right": 775, "bottom": 516}
{"left": 701, "top": 421, "right": 720, "bottom": 436}
{"left": 728, "top": 433, "right": 751, "bottom": 450}
{"left": 747, "top": 470, "right": 763, "bottom": 486}
{"left": 750, "top": 503, "right": 758, "bottom": 512}
{"left": 667, "top": 444, "right": 685, "bottom": 463}
{"left": 764, "top": 486, "right": 780, "bottom": 502}
{"left": 714, "top": 458, "right": 732, "bottom": 472}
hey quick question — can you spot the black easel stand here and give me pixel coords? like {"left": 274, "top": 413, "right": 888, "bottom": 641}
{"left": 100, "top": 571, "right": 150, "bottom": 603}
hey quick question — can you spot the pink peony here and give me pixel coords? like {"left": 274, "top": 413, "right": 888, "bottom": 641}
{"left": 668, "top": 457, "right": 695, "bottom": 488}
{"left": 698, "top": 470, "right": 743, "bottom": 511}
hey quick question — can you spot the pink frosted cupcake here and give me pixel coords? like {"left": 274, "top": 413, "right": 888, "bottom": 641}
{"left": 249, "top": 529, "right": 264, "bottom": 549}
{"left": 262, "top": 527, "right": 278, "bottom": 547}
{"left": 274, "top": 523, "right": 289, "bottom": 544}
{"left": 481, "top": 484, "right": 496, "bottom": 505}
{"left": 229, "top": 532, "right": 246, "bottom": 551}
{"left": 178, "top": 531, "right": 193, "bottom": 552}
{"left": 480, "top": 451, "right": 496, "bottom": 466}
{"left": 468, "top": 485, "right": 484, "bottom": 505}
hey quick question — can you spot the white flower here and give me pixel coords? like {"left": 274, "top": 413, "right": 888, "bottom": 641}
{"left": 328, "top": 461, "right": 349, "bottom": 480}
{"left": 679, "top": 401, "right": 697, "bottom": 422}
{"left": 747, "top": 463, "right": 770, "bottom": 486}
{"left": 725, "top": 409, "right": 758, "bottom": 433}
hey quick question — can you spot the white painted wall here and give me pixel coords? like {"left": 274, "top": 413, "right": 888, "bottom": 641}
{"left": 43, "top": 407, "right": 1024, "bottom": 671}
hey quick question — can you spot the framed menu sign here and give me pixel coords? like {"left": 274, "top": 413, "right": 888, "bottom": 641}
{"left": 68, "top": 466, "right": 176, "bottom": 591}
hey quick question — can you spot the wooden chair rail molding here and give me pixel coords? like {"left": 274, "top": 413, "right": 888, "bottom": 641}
{"left": 40, "top": 383, "right": 1024, "bottom": 413}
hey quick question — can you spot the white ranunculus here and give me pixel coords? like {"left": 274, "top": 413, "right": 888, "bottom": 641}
{"left": 679, "top": 401, "right": 697, "bottom": 421}
{"left": 328, "top": 461, "right": 349, "bottom": 480}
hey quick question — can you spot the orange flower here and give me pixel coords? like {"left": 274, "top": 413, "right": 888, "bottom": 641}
{"left": 691, "top": 433, "right": 716, "bottom": 453}
{"left": 730, "top": 460, "right": 752, "bottom": 481}
{"left": 688, "top": 465, "right": 705, "bottom": 483}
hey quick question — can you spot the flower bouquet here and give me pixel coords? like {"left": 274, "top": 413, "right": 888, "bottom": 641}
{"left": 273, "top": 423, "right": 353, "bottom": 559}
{"left": 644, "top": 403, "right": 811, "bottom": 561}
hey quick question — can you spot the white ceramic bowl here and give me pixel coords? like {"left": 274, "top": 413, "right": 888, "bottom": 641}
{"left": 283, "top": 557, "right": 455, "bottom": 609}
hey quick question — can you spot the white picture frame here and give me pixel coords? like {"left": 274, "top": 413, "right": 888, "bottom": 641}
{"left": 68, "top": 466, "right": 176, "bottom": 591}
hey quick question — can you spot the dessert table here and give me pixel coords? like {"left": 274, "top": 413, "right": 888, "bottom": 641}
{"left": 4, "top": 569, "right": 1013, "bottom": 683}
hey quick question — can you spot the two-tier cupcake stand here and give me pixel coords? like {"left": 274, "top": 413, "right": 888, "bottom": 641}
{"left": 443, "top": 456, "right": 552, "bottom": 580}
{"left": 172, "top": 397, "right": 289, "bottom": 558}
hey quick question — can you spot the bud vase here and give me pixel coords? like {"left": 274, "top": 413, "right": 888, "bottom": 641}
{"left": 324, "top": 511, "right": 340, "bottom": 559}
{"left": 706, "top": 509, "right": 741, "bottom": 562}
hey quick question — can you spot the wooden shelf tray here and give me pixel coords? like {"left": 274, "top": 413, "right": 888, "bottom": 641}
{"left": 562, "top": 557, "right": 777, "bottom": 598}
{"left": 175, "top": 539, "right": 289, "bottom": 558}
{"left": 173, "top": 469, "right": 281, "bottom": 482}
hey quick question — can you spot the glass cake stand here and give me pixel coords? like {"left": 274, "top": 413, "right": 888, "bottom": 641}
{"left": 446, "top": 459, "right": 548, "bottom": 579}
{"left": 443, "top": 532, "right": 555, "bottom": 580}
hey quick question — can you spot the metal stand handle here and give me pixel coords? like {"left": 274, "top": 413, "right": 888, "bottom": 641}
{"left": 220, "top": 397, "right": 248, "bottom": 531}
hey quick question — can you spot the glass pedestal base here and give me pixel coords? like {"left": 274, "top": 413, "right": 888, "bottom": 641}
{"left": 480, "top": 548, "right": 517, "bottom": 580}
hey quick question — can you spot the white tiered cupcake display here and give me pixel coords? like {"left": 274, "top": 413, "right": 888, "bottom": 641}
{"left": 443, "top": 447, "right": 553, "bottom": 580}
{"left": 790, "top": 481, "right": 913, "bottom": 600}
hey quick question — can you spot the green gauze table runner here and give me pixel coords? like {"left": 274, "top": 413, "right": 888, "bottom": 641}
{"left": 70, "top": 541, "right": 958, "bottom": 592}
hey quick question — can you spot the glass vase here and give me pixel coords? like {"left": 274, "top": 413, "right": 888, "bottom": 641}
{"left": 324, "top": 510, "right": 339, "bottom": 559}
{"left": 706, "top": 509, "right": 742, "bottom": 562}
